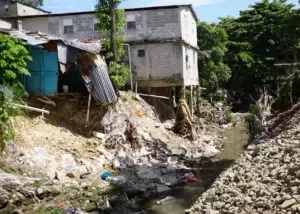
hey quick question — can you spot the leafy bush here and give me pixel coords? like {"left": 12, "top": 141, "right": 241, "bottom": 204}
{"left": 0, "top": 87, "right": 19, "bottom": 151}
{"left": 0, "top": 35, "right": 31, "bottom": 151}
{"left": 0, "top": 35, "right": 31, "bottom": 86}
{"left": 224, "top": 106, "right": 233, "bottom": 123}
{"left": 272, "top": 70, "right": 300, "bottom": 112}
{"left": 245, "top": 104, "right": 264, "bottom": 138}
{"left": 109, "top": 62, "right": 130, "bottom": 89}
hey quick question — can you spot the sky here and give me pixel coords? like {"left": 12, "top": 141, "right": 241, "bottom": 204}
{"left": 42, "top": 0, "right": 300, "bottom": 23}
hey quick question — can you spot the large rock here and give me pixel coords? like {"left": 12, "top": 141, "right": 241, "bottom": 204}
{"left": 113, "top": 151, "right": 134, "bottom": 169}
{"left": 135, "top": 164, "right": 160, "bottom": 180}
{"left": 156, "top": 184, "right": 171, "bottom": 193}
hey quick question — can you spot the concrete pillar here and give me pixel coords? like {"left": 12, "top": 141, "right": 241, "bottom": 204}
{"left": 190, "top": 85, "right": 193, "bottom": 118}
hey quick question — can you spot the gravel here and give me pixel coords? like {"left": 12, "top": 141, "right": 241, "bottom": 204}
{"left": 190, "top": 117, "right": 300, "bottom": 214}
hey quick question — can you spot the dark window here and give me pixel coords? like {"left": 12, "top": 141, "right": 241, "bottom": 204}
{"left": 64, "top": 25, "right": 73, "bottom": 34}
{"left": 94, "top": 23, "right": 101, "bottom": 31}
{"left": 138, "top": 50, "right": 145, "bottom": 57}
{"left": 127, "top": 21, "right": 136, "bottom": 30}
{"left": 5, "top": 8, "right": 8, "bottom": 12}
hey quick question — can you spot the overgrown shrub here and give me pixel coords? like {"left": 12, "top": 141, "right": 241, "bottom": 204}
{"left": 0, "top": 87, "right": 19, "bottom": 151}
{"left": 224, "top": 106, "right": 233, "bottom": 123}
{"left": 109, "top": 62, "right": 130, "bottom": 89}
{"left": 272, "top": 70, "right": 300, "bottom": 112}
{"left": 0, "top": 35, "right": 31, "bottom": 151}
{"left": 245, "top": 104, "right": 264, "bottom": 138}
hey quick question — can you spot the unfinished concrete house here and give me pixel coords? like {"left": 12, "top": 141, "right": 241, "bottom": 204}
{"left": 2, "top": 4, "right": 199, "bottom": 118}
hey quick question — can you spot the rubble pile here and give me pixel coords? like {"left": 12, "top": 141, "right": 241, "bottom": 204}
{"left": 0, "top": 91, "right": 229, "bottom": 213}
{"left": 190, "top": 113, "right": 300, "bottom": 214}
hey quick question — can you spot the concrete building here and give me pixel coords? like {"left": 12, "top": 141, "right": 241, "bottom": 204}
{"left": 0, "top": 18, "right": 11, "bottom": 28}
{"left": 0, "top": 0, "right": 50, "bottom": 29}
{"left": 3, "top": 5, "right": 199, "bottom": 89}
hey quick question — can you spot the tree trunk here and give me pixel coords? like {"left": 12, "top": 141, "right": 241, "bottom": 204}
{"left": 109, "top": 0, "right": 117, "bottom": 62}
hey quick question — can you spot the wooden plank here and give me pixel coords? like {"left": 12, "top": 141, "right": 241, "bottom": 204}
{"left": 12, "top": 103, "right": 50, "bottom": 114}
{"left": 86, "top": 93, "right": 92, "bottom": 124}
{"left": 138, "top": 93, "right": 169, "bottom": 100}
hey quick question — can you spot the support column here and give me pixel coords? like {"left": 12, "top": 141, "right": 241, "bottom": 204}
{"left": 189, "top": 85, "right": 193, "bottom": 118}
{"left": 86, "top": 93, "right": 92, "bottom": 124}
{"left": 196, "top": 85, "right": 201, "bottom": 117}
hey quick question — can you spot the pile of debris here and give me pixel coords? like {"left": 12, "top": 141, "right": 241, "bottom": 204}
{"left": 189, "top": 103, "right": 300, "bottom": 214}
{"left": 0, "top": 91, "right": 229, "bottom": 213}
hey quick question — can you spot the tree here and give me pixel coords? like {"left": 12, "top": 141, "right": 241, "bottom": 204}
{"left": 95, "top": 0, "right": 125, "bottom": 61}
{"left": 95, "top": 0, "right": 130, "bottom": 89}
{"left": 219, "top": 0, "right": 300, "bottom": 110}
{"left": 197, "top": 22, "right": 231, "bottom": 98}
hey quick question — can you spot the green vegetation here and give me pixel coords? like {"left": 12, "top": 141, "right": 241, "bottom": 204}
{"left": 0, "top": 35, "right": 31, "bottom": 151}
{"left": 95, "top": 0, "right": 129, "bottom": 89}
{"left": 34, "top": 208, "right": 65, "bottom": 214}
{"left": 197, "top": 22, "right": 231, "bottom": 98}
{"left": 18, "top": 0, "right": 44, "bottom": 7}
{"left": 199, "top": 0, "right": 300, "bottom": 112}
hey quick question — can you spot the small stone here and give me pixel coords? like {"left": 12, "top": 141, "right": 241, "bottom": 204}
{"left": 292, "top": 204, "right": 300, "bottom": 212}
{"left": 205, "top": 209, "right": 220, "bottom": 214}
{"left": 213, "top": 201, "right": 225, "bottom": 209}
{"left": 280, "top": 198, "right": 296, "bottom": 209}
{"left": 36, "top": 188, "right": 44, "bottom": 196}
{"left": 66, "top": 172, "right": 76, "bottom": 178}
{"left": 156, "top": 184, "right": 171, "bottom": 193}
{"left": 86, "top": 192, "right": 93, "bottom": 197}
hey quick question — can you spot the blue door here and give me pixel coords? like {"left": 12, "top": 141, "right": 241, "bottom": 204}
{"left": 26, "top": 47, "right": 58, "bottom": 95}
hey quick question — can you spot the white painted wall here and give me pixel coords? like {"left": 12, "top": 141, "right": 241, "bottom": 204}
{"left": 16, "top": 3, "right": 48, "bottom": 16}
{"left": 180, "top": 6, "right": 197, "bottom": 48}
{"left": 0, "top": 18, "right": 11, "bottom": 28}
{"left": 182, "top": 44, "right": 199, "bottom": 86}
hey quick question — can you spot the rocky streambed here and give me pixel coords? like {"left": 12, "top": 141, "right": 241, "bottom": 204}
{"left": 189, "top": 113, "right": 300, "bottom": 214}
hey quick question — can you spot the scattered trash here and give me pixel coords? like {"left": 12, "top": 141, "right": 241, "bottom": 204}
{"left": 107, "top": 175, "right": 126, "bottom": 184}
{"left": 100, "top": 171, "right": 126, "bottom": 184}
{"left": 100, "top": 171, "right": 111, "bottom": 181}
{"left": 184, "top": 177, "right": 198, "bottom": 183}
{"left": 79, "top": 172, "right": 91, "bottom": 179}
{"left": 184, "top": 172, "right": 194, "bottom": 178}
{"left": 56, "top": 203, "right": 87, "bottom": 214}
{"left": 156, "top": 196, "right": 176, "bottom": 204}
{"left": 183, "top": 172, "right": 198, "bottom": 183}
{"left": 135, "top": 111, "right": 145, "bottom": 117}
{"left": 93, "top": 131, "right": 106, "bottom": 140}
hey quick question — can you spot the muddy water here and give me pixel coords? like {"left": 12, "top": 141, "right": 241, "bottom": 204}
{"left": 142, "top": 121, "right": 249, "bottom": 214}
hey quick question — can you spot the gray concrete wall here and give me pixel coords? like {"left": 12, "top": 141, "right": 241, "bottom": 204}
{"left": 0, "top": 1, "right": 47, "bottom": 17}
{"left": 22, "top": 16, "right": 48, "bottom": 32}
{"left": 123, "top": 8, "right": 181, "bottom": 42}
{"left": 48, "top": 14, "right": 101, "bottom": 39}
{"left": 0, "top": 1, "right": 17, "bottom": 17}
{"left": 130, "top": 43, "right": 184, "bottom": 87}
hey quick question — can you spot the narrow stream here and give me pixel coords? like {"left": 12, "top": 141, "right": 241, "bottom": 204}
{"left": 141, "top": 121, "right": 249, "bottom": 214}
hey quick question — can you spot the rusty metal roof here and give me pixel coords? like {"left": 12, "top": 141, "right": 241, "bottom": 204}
{"left": 64, "top": 39, "right": 102, "bottom": 54}
{"left": 0, "top": 28, "right": 102, "bottom": 53}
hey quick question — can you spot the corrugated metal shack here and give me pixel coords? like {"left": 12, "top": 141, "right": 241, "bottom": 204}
{"left": 0, "top": 28, "right": 118, "bottom": 105}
